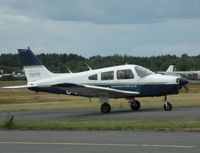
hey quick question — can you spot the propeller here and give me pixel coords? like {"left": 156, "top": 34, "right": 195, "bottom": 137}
{"left": 183, "top": 84, "right": 189, "bottom": 93}
{"left": 179, "top": 78, "right": 189, "bottom": 93}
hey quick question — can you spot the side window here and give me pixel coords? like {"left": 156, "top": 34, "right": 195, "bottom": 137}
{"left": 101, "top": 71, "right": 114, "bottom": 80}
{"left": 117, "top": 69, "right": 134, "bottom": 79}
{"left": 88, "top": 74, "right": 97, "bottom": 80}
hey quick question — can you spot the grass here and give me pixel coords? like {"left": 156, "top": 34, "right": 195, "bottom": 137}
{"left": 0, "top": 81, "right": 200, "bottom": 131}
{"left": 0, "top": 119, "right": 200, "bottom": 131}
{"left": 0, "top": 81, "right": 200, "bottom": 111}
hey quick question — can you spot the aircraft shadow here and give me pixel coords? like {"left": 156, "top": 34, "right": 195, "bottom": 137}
{"left": 68, "top": 107, "right": 163, "bottom": 119}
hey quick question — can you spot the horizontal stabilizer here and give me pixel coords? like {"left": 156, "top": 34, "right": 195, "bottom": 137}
{"left": 1, "top": 85, "right": 37, "bottom": 89}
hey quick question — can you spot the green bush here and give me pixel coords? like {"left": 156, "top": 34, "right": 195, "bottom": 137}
{"left": 0, "top": 75, "right": 26, "bottom": 81}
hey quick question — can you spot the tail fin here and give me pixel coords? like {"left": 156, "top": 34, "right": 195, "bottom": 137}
{"left": 18, "top": 49, "right": 55, "bottom": 82}
{"left": 166, "top": 65, "right": 174, "bottom": 73}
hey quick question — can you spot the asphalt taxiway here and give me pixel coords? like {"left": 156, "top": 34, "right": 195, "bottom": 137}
{"left": 0, "top": 106, "right": 200, "bottom": 123}
{"left": 0, "top": 130, "right": 199, "bottom": 153}
{"left": 0, "top": 107, "right": 200, "bottom": 153}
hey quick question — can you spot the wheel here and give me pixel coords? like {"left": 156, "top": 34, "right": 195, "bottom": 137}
{"left": 130, "top": 100, "right": 141, "bottom": 110}
{"left": 101, "top": 103, "right": 111, "bottom": 113}
{"left": 164, "top": 102, "right": 172, "bottom": 111}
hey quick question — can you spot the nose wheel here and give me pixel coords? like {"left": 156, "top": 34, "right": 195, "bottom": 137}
{"left": 163, "top": 96, "right": 173, "bottom": 111}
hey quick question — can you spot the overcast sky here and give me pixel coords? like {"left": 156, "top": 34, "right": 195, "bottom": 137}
{"left": 0, "top": 0, "right": 200, "bottom": 57}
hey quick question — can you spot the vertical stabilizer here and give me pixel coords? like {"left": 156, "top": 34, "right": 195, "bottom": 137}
{"left": 18, "top": 49, "right": 55, "bottom": 82}
{"left": 166, "top": 65, "right": 174, "bottom": 73}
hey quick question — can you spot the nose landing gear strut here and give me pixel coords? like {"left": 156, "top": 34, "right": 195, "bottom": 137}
{"left": 163, "top": 96, "right": 173, "bottom": 111}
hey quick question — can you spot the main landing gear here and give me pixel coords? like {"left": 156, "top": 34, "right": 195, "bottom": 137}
{"left": 100, "top": 97, "right": 111, "bottom": 113}
{"left": 100, "top": 98, "right": 142, "bottom": 113}
{"left": 129, "top": 99, "right": 141, "bottom": 111}
{"left": 101, "top": 103, "right": 111, "bottom": 113}
{"left": 163, "top": 96, "right": 173, "bottom": 111}
{"left": 99, "top": 96, "right": 173, "bottom": 114}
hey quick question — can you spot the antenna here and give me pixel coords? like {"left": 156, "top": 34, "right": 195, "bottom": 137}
{"left": 28, "top": 46, "right": 30, "bottom": 50}
{"left": 66, "top": 66, "right": 72, "bottom": 73}
{"left": 85, "top": 63, "right": 92, "bottom": 71}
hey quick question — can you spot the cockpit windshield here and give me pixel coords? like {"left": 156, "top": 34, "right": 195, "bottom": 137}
{"left": 135, "top": 66, "right": 154, "bottom": 77}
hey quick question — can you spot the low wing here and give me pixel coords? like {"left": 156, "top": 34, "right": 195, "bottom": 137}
{"left": 1, "top": 83, "right": 140, "bottom": 98}
{"left": 1, "top": 85, "right": 37, "bottom": 89}
{"left": 53, "top": 83, "right": 140, "bottom": 98}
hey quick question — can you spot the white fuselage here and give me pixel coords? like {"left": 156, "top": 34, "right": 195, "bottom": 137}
{"left": 29, "top": 65, "right": 179, "bottom": 87}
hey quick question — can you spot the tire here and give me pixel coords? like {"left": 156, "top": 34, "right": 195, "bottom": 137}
{"left": 130, "top": 100, "right": 141, "bottom": 110}
{"left": 164, "top": 102, "right": 172, "bottom": 111}
{"left": 101, "top": 103, "right": 111, "bottom": 113}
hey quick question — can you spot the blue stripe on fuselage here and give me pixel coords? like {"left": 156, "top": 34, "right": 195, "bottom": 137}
{"left": 29, "top": 84, "right": 180, "bottom": 98}
{"left": 109, "top": 84, "right": 180, "bottom": 97}
{"left": 28, "top": 87, "right": 88, "bottom": 97}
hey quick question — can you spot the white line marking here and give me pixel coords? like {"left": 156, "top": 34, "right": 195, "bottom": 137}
{"left": 0, "top": 142, "right": 196, "bottom": 148}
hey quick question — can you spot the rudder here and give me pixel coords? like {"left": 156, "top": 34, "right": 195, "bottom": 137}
{"left": 18, "top": 48, "right": 55, "bottom": 82}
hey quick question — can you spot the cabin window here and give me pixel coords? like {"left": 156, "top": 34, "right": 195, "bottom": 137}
{"left": 117, "top": 69, "right": 134, "bottom": 79}
{"left": 135, "top": 66, "right": 154, "bottom": 77}
{"left": 88, "top": 74, "right": 97, "bottom": 80}
{"left": 101, "top": 71, "right": 114, "bottom": 80}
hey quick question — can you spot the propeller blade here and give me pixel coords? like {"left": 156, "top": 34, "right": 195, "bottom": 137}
{"left": 183, "top": 85, "right": 189, "bottom": 93}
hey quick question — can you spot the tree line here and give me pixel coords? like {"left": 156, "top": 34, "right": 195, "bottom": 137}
{"left": 1, "top": 53, "right": 200, "bottom": 74}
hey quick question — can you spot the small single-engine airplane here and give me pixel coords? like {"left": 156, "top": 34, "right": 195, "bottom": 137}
{"left": 163, "top": 65, "right": 200, "bottom": 82}
{"left": 2, "top": 48, "right": 189, "bottom": 113}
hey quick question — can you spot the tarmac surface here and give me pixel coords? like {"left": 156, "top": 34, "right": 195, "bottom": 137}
{"left": 0, "top": 106, "right": 200, "bottom": 123}
{"left": 0, "top": 107, "right": 200, "bottom": 153}
{"left": 0, "top": 130, "right": 200, "bottom": 153}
